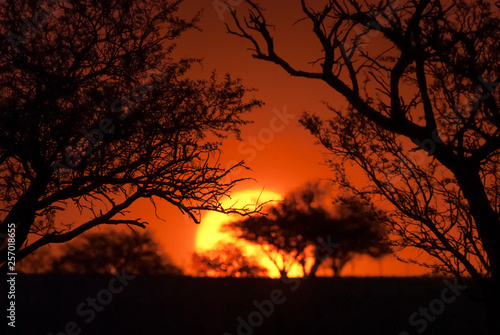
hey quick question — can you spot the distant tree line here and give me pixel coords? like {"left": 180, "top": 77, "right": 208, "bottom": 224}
{"left": 16, "top": 230, "right": 182, "bottom": 275}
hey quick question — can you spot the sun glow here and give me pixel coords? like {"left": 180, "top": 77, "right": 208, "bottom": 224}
{"left": 195, "top": 189, "right": 304, "bottom": 278}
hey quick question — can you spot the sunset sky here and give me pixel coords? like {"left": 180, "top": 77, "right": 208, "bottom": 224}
{"left": 124, "top": 0, "right": 429, "bottom": 276}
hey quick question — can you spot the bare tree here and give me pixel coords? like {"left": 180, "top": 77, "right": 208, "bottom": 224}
{"left": 227, "top": 0, "right": 500, "bottom": 332}
{"left": 0, "top": 0, "right": 264, "bottom": 272}
{"left": 225, "top": 181, "right": 390, "bottom": 278}
{"left": 192, "top": 242, "right": 268, "bottom": 277}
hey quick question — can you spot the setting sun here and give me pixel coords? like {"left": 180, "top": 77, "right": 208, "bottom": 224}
{"left": 195, "top": 189, "right": 304, "bottom": 277}
{"left": 5, "top": 0, "right": 496, "bottom": 332}
{"left": 195, "top": 189, "right": 282, "bottom": 251}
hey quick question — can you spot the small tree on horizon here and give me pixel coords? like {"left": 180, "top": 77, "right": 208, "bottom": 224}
{"left": 49, "top": 230, "right": 183, "bottom": 275}
{"left": 14, "top": 245, "right": 55, "bottom": 274}
{"left": 224, "top": 181, "right": 391, "bottom": 278}
{"left": 192, "top": 242, "right": 268, "bottom": 278}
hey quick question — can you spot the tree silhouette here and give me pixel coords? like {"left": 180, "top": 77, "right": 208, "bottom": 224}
{"left": 228, "top": 0, "right": 500, "bottom": 331}
{"left": 49, "top": 230, "right": 182, "bottom": 275}
{"left": 192, "top": 242, "right": 268, "bottom": 278}
{"left": 15, "top": 245, "right": 55, "bottom": 274}
{"left": 224, "top": 181, "right": 390, "bottom": 278}
{"left": 0, "top": 0, "right": 263, "bottom": 271}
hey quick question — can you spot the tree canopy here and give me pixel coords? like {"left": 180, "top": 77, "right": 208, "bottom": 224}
{"left": 50, "top": 230, "right": 182, "bottom": 275}
{"left": 16, "top": 230, "right": 182, "bottom": 275}
{"left": 0, "top": 0, "right": 263, "bottom": 271}
{"left": 224, "top": 181, "right": 390, "bottom": 277}
{"left": 192, "top": 242, "right": 268, "bottom": 278}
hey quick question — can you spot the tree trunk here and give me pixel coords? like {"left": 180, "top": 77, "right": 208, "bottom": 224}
{"left": 453, "top": 165, "right": 500, "bottom": 334}
{"left": 307, "top": 253, "right": 323, "bottom": 278}
{"left": 331, "top": 262, "right": 341, "bottom": 277}
{"left": 0, "top": 171, "right": 50, "bottom": 272}
{"left": 454, "top": 165, "right": 500, "bottom": 274}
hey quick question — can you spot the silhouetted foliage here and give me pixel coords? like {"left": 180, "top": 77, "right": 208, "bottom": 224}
{"left": 225, "top": 181, "right": 390, "bottom": 278}
{"left": 15, "top": 245, "right": 55, "bottom": 274}
{"left": 49, "top": 230, "right": 182, "bottom": 275}
{"left": 192, "top": 242, "right": 268, "bottom": 278}
{"left": 229, "top": 0, "right": 500, "bottom": 331}
{"left": 0, "top": 0, "right": 263, "bottom": 272}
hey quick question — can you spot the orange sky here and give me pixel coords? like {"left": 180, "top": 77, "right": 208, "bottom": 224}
{"left": 107, "top": 0, "right": 429, "bottom": 276}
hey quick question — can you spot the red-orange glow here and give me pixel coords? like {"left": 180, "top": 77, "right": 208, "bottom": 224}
{"left": 194, "top": 189, "right": 299, "bottom": 278}
{"left": 123, "top": 1, "right": 430, "bottom": 277}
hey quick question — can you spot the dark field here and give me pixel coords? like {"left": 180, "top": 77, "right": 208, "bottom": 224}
{"left": 2, "top": 275, "right": 488, "bottom": 335}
